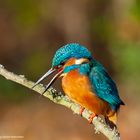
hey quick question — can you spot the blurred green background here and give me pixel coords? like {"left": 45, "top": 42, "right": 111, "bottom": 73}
{"left": 0, "top": 0, "right": 140, "bottom": 140}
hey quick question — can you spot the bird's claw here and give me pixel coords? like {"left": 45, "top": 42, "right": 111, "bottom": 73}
{"left": 79, "top": 106, "right": 85, "bottom": 116}
{"left": 88, "top": 113, "right": 96, "bottom": 124}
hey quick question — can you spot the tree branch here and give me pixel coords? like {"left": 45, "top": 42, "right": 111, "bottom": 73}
{"left": 0, "top": 64, "right": 120, "bottom": 140}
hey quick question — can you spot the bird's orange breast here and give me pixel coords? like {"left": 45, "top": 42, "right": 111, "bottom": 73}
{"left": 62, "top": 69, "right": 111, "bottom": 116}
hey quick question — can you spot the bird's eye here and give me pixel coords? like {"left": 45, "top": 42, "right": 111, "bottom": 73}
{"left": 56, "top": 62, "right": 65, "bottom": 69}
{"left": 58, "top": 65, "right": 62, "bottom": 68}
{"left": 60, "top": 62, "right": 65, "bottom": 66}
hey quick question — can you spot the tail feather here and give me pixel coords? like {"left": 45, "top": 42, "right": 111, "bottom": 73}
{"left": 121, "top": 100, "right": 125, "bottom": 105}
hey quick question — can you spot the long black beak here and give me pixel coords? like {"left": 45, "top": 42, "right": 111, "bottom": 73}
{"left": 41, "top": 68, "right": 63, "bottom": 95}
{"left": 32, "top": 67, "right": 63, "bottom": 95}
{"left": 32, "top": 68, "right": 56, "bottom": 89}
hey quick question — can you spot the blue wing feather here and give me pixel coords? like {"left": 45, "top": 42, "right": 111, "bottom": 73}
{"left": 89, "top": 60, "right": 124, "bottom": 110}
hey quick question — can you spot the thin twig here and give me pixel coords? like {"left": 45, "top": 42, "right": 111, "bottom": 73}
{"left": 0, "top": 64, "right": 120, "bottom": 140}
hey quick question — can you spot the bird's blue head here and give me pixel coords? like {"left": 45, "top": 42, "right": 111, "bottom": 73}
{"left": 52, "top": 43, "right": 92, "bottom": 67}
{"left": 33, "top": 43, "right": 93, "bottom": 93}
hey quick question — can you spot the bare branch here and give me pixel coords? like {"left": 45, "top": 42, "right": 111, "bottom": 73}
{"left": 0, "top": 64, "right": 120, "bottom": 140}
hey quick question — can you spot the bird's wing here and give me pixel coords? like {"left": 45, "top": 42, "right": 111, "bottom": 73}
{"left": 89, "top": 61, "right": 124, "bottom": 110}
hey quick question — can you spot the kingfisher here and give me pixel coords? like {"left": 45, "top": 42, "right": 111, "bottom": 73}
{"left": 32, "top": 43, "right": 125, "bottom": 125}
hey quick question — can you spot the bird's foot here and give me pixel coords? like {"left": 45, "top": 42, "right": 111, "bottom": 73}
{"left": 88, "top": 113, "right": 96, "bottom": 124}
{"left": 79, "top": 107, "right": 85, "bottom": 116}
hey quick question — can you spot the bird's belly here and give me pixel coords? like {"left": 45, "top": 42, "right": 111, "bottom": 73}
{"left": 62, "top": 70, "right": 111, "bottom": 115}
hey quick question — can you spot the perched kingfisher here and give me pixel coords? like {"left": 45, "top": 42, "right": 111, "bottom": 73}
{"left": 33, "top": 43, "right": 125, "bottom": 125}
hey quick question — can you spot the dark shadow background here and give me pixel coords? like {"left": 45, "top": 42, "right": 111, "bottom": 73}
{"left": 0, "top": 0, "right": 140, "bottom": 140}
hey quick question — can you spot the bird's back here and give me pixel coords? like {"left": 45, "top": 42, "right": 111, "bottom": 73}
{"left": 89, "top": 59, "right": 125, "bottom": 111}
